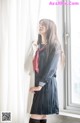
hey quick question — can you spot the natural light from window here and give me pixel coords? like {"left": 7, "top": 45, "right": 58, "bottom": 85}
{"left": 71, "top": 5, "right": 80, "bottom": 104}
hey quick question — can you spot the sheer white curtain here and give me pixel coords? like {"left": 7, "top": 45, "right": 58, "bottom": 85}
{"left": 0, "top": 0, "right": 57, "bottom": 123}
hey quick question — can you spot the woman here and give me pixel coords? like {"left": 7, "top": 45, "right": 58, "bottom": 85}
{"left": 25, "top": 19, "right": 64, "bottom": 123}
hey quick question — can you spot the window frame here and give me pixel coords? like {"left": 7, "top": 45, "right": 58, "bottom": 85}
{"left": 63, "top": 0, "right": 80, "bottom": 114}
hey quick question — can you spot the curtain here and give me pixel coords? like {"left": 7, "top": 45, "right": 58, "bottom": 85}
{"left": 0, "top": 0, "right": 57, "bottom": 123}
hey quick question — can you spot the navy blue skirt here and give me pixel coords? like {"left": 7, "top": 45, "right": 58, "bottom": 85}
{"left": 30, "top": 76, "right": 59, "bottom": 114}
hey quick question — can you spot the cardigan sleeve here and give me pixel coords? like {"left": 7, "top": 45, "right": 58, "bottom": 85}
{"left": 38, "top": 46, "right": 61, "bottom": 87}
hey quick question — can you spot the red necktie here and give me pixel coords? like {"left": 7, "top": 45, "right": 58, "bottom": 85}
{"left": 33, "top": 46, "right": 46, "bottom": 73}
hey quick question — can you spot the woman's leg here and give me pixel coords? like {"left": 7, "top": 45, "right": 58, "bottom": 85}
{"left": 39, "top": 115, "right": 47, "bottom": 123}
{"left": 29, "top": 118, "right": 40, "bottom": 123}
{"left": 40, "top": 119, "right": 47, "bottom": 123}
{"left": 29, "top": 115, "right": 47, "bottom": 123}
{"left": 31, "top": 114, "right": 47, "bottom": 120}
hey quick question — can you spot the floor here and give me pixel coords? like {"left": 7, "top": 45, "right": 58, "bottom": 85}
{"left": 47, "top": 115, "right": 80, "bottom": 123}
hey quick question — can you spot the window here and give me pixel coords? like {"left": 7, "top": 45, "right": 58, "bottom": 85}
{"left": 63, "top": 0, "right": 80, "bottom": 113}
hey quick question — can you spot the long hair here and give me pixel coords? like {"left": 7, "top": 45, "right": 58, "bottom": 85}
{"left": 37, "top": 19, "right": 65, "bottom": 66}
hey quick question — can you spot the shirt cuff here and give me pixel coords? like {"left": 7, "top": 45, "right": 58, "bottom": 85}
{"left": 39, "top": 82, "right": 46, "bottom": 87}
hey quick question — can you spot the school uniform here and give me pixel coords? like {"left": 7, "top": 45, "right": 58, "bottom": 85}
{"left": 24, "top": 42, "right": 60, "bottom": 115}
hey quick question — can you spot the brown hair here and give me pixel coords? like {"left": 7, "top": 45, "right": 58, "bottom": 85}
{"left": 37, "top": 19, "right": 65, "bottom": 65}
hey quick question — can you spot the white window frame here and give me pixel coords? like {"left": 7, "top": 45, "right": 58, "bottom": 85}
{"left": 63, "top": 0, "right": 80, "bottom": 114}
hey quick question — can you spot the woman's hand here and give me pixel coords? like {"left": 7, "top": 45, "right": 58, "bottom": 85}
{"left": 32, "top": 41, "right": 38, "bottom": 51}
{"left": 29, "top": 86, "right": 42, "bottom": 93}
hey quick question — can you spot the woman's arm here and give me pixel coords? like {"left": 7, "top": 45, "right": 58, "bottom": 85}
{"left": 38, "top": 47, "right": 61, "bottom": 87}
{"left": 29, "top": 49, "right": 60, "bottom": 92}
{"left": 29, "top": 86, "right": 42, "bottom": 93}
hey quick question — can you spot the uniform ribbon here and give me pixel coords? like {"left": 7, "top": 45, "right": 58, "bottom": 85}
{"left": 33, "top": 46, "right": 46, "bottom": 73}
